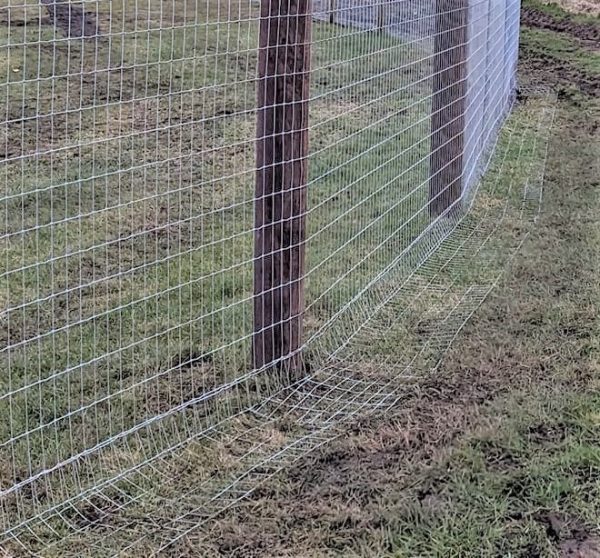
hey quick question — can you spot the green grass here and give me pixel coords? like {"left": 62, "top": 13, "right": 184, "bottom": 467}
{"left": 521, "top": 26, "right": 600, "bottom": 75}
{"left": 191, "top": 93, "right": 600, "bottom": 558}
{"left": 0, "top": 0, "right": 433, "bottom": 544}
{"left": 0, "top": 56, "right": 556, "bottom": 558}
{"left": 2, "top": 2, "right": 590, "bottom": 556}
{"left": 188, "top": 8, "right": 600, "bottom": 557}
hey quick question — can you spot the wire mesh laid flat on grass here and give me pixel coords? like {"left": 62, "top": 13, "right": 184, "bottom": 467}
{"left": 0, "top": 0, "right": 545, "bottom": 555}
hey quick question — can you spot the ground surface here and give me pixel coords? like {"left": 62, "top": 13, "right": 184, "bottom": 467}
{"left": 0, "top": 1, "right": 598, "bottom": 556}
{"left": 198, "top": 3, "right": 600, "bottom": 557}
{"left": 0, "top": 3, "right": 430, "bottom": 538}
{"left": 542, "top": 0, "right": 600, "bottom": 17}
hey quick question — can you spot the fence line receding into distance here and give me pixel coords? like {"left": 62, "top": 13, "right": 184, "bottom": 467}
{"left": 0, "top": 0, "right": 521, "bottom": 553}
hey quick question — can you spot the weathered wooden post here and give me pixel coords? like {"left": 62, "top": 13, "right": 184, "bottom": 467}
{"left": 253, "top": 0, "right": 312, "bottom": 371}
{"left": 429, "top": 0, "right": 469, "bottom": 217}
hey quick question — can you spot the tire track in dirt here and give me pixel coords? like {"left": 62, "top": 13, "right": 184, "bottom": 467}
{"left": 521, "top": 53, "right": 600, "bottom": 95}
{"left": 520, "top": 8, "right": 600, "bottom": 95}
{"left": 521, "top": 7, "right": 600, "bottom": 44}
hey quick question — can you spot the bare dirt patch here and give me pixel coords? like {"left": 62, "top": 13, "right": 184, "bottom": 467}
{"left": 561, "top": 538, "right": 600, "bottom": 558}
{"left": 522, "top": 7, "right": 600, "bottom": 43}
{"left": 520, "top": 5, "right": 600, "bottom": 94}
{"left": 536, "top": 513, "right": 600, "bottom": 558}
{"left": 0, "top": 3, "right": 101, "bottom": 38}
{"left": 522, "top": 51, "right": 600, "bottom": 95}
{"left": 40, "top": 0, "right": 100, "bottom": 38}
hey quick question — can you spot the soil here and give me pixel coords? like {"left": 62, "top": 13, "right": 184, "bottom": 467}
{"left": 538, "top": 513, "right": 600, "bottom": 558}
{"left": 519, "top": 5, "right": 600, "bottom": 96}
{"left": 40, "top": 0, "right": 99, "bottom": 38}
{"left": 560, "top": 538, "right": 600, "bottom": 558}
{"left": 522, "top": 50, "right": 599, "bottom": 96}
{"left": 0, "top": 2, "right": 100, "bottom": 38}
{"left": 521, "top": 7, "right": 600, "bottom": 43}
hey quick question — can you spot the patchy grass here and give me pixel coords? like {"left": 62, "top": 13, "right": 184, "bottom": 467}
{"left": 520, "top": 0, "right": 599, "bottom": 97}
{"left": 0, "top": 0, "right": 433, "bottom": 550}
{"left": 189, "top": 7, "right": 600, "bottom": 558}
{"left": 2, "top": 2, "right": 597, "bottom": 556}
{"left": 539, "top": 0, "right": 600, "bottom": 17}
{"left": 202, "top": 102, "right": 600, "bottom": 557}
{"left": 1, "top": 50, "right": 556, "bottom": 558}
{"left": 520, "top": 27, "right": 600, "bottom": 74}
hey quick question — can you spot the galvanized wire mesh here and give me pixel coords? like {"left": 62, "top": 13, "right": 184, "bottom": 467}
{"left": 0, "top": 0, "right": 547, "bottom": 555}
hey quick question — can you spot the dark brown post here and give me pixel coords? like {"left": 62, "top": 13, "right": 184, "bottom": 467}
{"left": 253, "top": 0, "right": 312, "bottom": 371}
{"left": 329, "top": 0, "right": 336, "bottom": 24}
{"left": 429, "top": 0, "right": 468, "bottom": 217}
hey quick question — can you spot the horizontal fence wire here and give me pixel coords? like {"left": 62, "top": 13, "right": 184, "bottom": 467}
{"left": 0, "top": 0, "right": 535, "bottom": 554}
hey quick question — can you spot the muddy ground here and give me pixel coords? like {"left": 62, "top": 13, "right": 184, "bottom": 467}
{"left": 521, "top": 6, "right": 600, "bottom": 42}
{"left": 40, "top": 0, "right": 99, "bottom": 37}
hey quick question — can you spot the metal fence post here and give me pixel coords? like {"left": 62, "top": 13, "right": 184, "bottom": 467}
{"left": 429, "top": 0, "right": 469, "bottom": 217}
{"left": 253, "top": 0, "right": 312, "bottom": 371}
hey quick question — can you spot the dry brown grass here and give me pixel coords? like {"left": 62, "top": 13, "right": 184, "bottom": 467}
{"left": 542, "top": 0, "right": 600, "bottom": 16}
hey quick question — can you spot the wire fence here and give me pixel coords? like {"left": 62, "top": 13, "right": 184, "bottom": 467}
{"left": 0, "top": 0, "right": 528, "bottom": 554}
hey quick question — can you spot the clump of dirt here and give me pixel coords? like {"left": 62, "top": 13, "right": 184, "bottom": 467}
{"left": 522, "top": 7, "right": 600, "bottom": 43}
{"left": 537, "top": 513, "right": 600, "bottom": 558}
{"left": 561, "top": 538, "right": 600, "bottom": 558}
{"left": 527, "top": 422, "right": 569, "bottom": 444}
{"left": 520, "top": 5, "right": 600, "bottom": 95}
{"left": 62, "top": 491, "right": 128, "bottom": 529}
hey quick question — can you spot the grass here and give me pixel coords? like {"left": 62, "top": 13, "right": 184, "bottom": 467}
{"left": 1, "top": 1, "right": 595, "bottom": 556}
{"left": 191, "top": 100, "right": 599, "bottom": 558}
{"left": 2, "top": 41, "right": 555, "bottom": 558}
{"left": 186, "top": 5, "right": 600, "bottom": 557}
{"left": 0, "top": 0, "right": 434, "bottom": 549}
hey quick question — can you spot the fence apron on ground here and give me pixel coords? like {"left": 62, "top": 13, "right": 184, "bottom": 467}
{"left": 0, "top": 0, "right": 525, "bottom": 553}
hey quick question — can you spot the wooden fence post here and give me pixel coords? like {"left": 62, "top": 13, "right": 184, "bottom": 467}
{"left": 253, "top": 0, "right": 312, "bottom": 371}
{"left": 429, "top": 0, "right": 468, "bottom": 217}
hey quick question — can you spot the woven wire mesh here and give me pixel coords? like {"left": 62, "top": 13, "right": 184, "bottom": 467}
{"left": 0, "top": 0, "right": 548, "bottom": 555}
